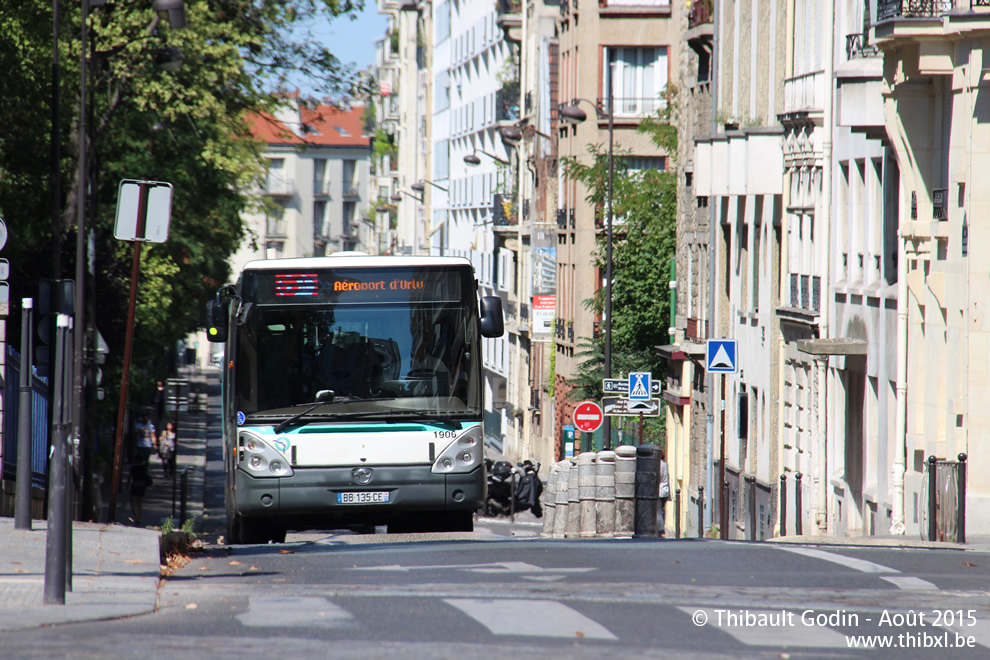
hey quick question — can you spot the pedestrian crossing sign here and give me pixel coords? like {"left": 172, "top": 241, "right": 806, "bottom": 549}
{"left": 628, "top": 372, "right": 651, "bottom": 400}
{"left": 706, "top": 339, "right": 738, "bottom": 374}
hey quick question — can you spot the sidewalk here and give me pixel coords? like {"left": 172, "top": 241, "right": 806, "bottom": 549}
{"left": 0, "top": 366, "right": 218, "bottom": 633}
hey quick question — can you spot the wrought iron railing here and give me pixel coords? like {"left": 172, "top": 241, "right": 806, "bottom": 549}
{"left": 933, "top": 188, "right": 948, "bottom": 220}
{"left": 878, "top": 0, "right": 956, "bottom": 21}
{"left": 845, "top": 33, "right": 880, "bottom": 59}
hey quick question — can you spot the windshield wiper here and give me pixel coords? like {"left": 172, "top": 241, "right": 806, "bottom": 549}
{"left": 273, "top": 390, "right": 335, "bottom": 434}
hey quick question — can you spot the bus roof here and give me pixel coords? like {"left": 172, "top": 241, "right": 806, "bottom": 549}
{"left": 242, "top": 254, "right": 474, "bottom": 272}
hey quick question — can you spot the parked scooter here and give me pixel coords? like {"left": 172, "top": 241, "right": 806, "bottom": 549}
{"left": 483, "top": 458, "right": 543, "bottom": 518}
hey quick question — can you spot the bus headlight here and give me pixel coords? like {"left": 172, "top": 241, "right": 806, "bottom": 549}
{"left": 238, "top": 431, "right": 294, "bottom": 478}
{"left": 431, "top": 427, "right": 483, "bottom": 474}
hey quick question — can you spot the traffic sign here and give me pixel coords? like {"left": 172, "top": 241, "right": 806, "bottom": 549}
{"left": 602, "top": 397, "right": 661, "bottom": 417}
{"left": 706, "top": 339, "right": 738, "bottom": 373}
{"left": 603, "top": 378, "right": 661, "bottom": 396}
{"left": 114, "top": 179, "right": 173, "bottom": 243}
{"left": 628, "top": 372, "right": 651, "bottom": 400}
{"left": 573, "top": 401, "right": 604, "bottom": 432}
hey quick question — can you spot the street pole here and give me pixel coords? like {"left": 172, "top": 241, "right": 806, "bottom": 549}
{"left": 44, "top": 314, "right": 71, "bottom": 605}
{"left": 15, "top": 299, "right": 35, "bottom": 529}
{"left": 108, "top": 184, "right": 150, "bottom": 521}
{"left": 71, "top": 0, "right": 89, "bottom": 524}
{"left": 603, "top": 64, "right": 615, "bottom": 450}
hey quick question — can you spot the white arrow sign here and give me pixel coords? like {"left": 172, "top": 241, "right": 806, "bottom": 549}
{"left": 602, "top": 397, "right": 662, "bottom": 417}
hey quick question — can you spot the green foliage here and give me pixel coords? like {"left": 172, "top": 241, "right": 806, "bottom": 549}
{"left": 560, "top": 87, "right": 679, "bottom": 426}
{"left": 0, "top": 1, "right": 364, "bottom": 481}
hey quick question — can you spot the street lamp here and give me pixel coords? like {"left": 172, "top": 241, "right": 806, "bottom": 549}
{"left": 463, "top": 149, "right": 509, "bottom": 166}
{"left": 560, "top": 79, "right": 615, "bottom": 449}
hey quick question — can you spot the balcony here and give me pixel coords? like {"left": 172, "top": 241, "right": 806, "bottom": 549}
{"left": 598, "top": 96, "right": 667, "bottom": 120}
{"left": 782, "top": 70, "right": 826, "bottom": 116}
{"left": 933, "top": 188, "right": 948, "bottom": 220}
{"left": 497, "top": 0, "right": 522, "bottom": 40}
{"left": 313, "top": 179, "right": 329, "bottom": 196}
{"left": 264, "top": 175, "right": 295, "bottom": 198}
{"left": 342, "top": 184, "right": 360, "bottom": 199}
{"left": 877, "top": 0, "right": 978, "bottom": 21}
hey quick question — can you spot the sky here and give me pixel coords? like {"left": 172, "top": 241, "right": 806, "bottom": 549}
{"left": 290, "top": 2, "right": 389, "bottom": 96}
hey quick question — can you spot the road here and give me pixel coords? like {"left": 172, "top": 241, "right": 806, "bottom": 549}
{"left": 3, "top": 525, "right": 990, "bottom": 658}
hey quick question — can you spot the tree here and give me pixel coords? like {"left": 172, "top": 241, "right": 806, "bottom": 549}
{"left": 560, "top": 87, "right": 679, "bottom": 443}
{"left": 0, "top": 0, "right": 365, "bottom": 503}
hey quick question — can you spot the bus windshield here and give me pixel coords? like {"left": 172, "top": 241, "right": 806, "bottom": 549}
{"left": 233, "top": 268, "right": 481, "bottom": 420}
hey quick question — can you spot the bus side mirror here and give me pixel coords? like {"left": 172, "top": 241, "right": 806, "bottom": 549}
{"left": 206, "top": 300, "right": 227, "bottom": 343}
{"left": 480, "top": 296, "right": 504, "bottom": 338}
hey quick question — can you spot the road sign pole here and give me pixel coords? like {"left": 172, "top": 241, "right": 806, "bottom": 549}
{"left": 719, "top": 374, "right": 727, "bottom": 540}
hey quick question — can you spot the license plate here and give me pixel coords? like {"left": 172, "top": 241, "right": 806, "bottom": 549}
{"left": 337, "top": 491, "right": 390, "bottom": 504}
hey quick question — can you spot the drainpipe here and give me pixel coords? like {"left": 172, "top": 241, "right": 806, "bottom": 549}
{"left": 705, "top": 0, "right": 721, "bottom": 534}
{"left": 816, "top": 0, "right": 835, "bottom": 534}
{"left": 669, "top": 258, "right": 677, "bottom": 343}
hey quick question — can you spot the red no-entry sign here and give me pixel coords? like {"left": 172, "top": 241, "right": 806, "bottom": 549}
{"left": 573, "top": 401, "right": 604, "bottom": 432}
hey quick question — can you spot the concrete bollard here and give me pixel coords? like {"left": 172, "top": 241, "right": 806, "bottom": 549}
{"left": 552, "top": 460, "right": 571, "bottom": 538}
{"left": 634, "top": 444, "right": 661, "bottom": 537}
{"left": 614, "top": 445, "right": 637, "bottom": 538}
{"left": 565, "top": 456, "right": 581, "bottom": 538}
{"left": 540, "top": 462, "right": 558, "bottom": 537}
{"left": 578, "top": 452, "right": 598, "bottom": 538}
{"left": 595, "top": 450, "right": 616, "bottom": 538}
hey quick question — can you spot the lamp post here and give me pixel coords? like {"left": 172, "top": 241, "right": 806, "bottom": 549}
{"left": 411, "top": 180, "right": 449, "bottom": 256}
{"left": 463, "top": 150, "right": 509, "bottom": 166}
{"left": 560, "top": 75, "right": 615, "bottom": 450}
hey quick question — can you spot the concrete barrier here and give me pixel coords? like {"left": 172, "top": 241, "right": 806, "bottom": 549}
{"left": 577, "top": 452, "right": 598, "bottom": 538}
{"left": 614, "top": 445, "right": 637, "bottom": 538}
{"left": 552, "top": 460, "right": 570, "bottom": 538}
{"left": 565, "top": 457, "right": 581, "bottom": 538}
{"left": 540, "top": 462, "right": 558, "bottom": 538}
{"left": 595, "top": 450, "right": 616, "bottom": 538}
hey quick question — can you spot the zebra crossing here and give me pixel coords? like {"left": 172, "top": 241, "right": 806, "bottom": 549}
{"left": 233, "top": 594, "right": 990, "bottom": 650}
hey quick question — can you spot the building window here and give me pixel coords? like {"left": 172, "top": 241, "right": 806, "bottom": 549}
{"left": 604, "top": 46, "right": 668, "bottom": 117}
{"left": 314, "top": 201, "right": 328, "bottom": 238}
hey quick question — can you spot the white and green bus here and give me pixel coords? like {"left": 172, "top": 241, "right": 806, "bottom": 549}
{"left": 207, "top": 255, "right": 504, "bottom": 543}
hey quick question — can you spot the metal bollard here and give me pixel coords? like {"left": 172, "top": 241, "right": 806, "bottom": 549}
{"left": 596, "top": 451, "right": 616, "bottom": 538}
{"left": 179, "top": 467, "right": 189, "bottom": 527}
{"left": 578, "top": 452, "right": 598, "bottom": 538}
{"left": 927, "top": 455, "right": 937, "bottom": 542}
{"left": 675, "top": 488, "right": 681, "bottom": 539}
{"left": 697, "top": 486, "right": 704, "bottom": 538}
{"left": 633, "top": 444, "right": 660, "bottom": 538}
{"left": 552, "top": 460, "right": 570, "bottom": 538}
{"left": 795, "top": 472, "right": 803, "bottom": 535}
{"left": 957, "top": 453, "right": 967, "bottom": 544}
{"left": 745, "top": 475, "right": 757, "bottom": 541}
{"left": 565, "top": 457, "right": 581, "bottom": 538}
{"left": 613, "top": 445, "right": 637, "bottom": 538}
{"left": 541, "top": 463, "right": 558, "bottom": 538}
{"left": 779, "top": 473, "right": 787, "bottom": 537}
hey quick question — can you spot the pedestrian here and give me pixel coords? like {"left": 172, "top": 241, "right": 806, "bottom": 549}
{"left": 135, "top": 411, "right": 156, "bottom": 464}
{"left": 158, "top": 420, "right": 177, "bottom": 478}
{"left": 657, "top": 448, "right": 670, "bottom": 537}
{"left": 129, "top": 461, "right": 152, "bottom": 526}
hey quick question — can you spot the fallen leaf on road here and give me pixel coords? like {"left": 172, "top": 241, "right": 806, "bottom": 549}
{"left": 198, "top": 566, "right": 209, "bottom": 571}
{"left": 14, "top": 568, "right": 28, "bottom": 573}
{"left": 575, "top": 631, "right": 585, "bottom": 638}
{"left": 249, "top": 566, "right": 260, "bottom": 571}
{"left": 229, "top": 560, "right": 242, "bottom": 566}
{"left": 963, "top": 562, "right": 978, "bottom": 567}
{"left": 125, "top": 559, "right": 147, "bottom": 564}
{"left": 279, "top": 549, "right": 294, "bottom": 554}
{"left": 185, "top": 603, "right": 199, "bottom": 610}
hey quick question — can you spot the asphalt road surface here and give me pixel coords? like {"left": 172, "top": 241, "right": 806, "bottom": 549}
{"left": 4, "top": 526, "right": 990, "bottom": 659}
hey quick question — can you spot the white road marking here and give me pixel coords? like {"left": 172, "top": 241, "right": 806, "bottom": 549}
{"left": 351, "top": 561, "right": 595, "bottom": 575}
{"left": 880, "top": 575, "right": 938, "bottom": 591}
{"left": 679, "top": 607, "right": 849, "bottom": 648}
{"left": 445, "top": 598, "right": 618, "bottom": 640}
{"left": 945, "top": 618, "right": 990, "bottom": 649}
{"left": 779, "top": 546, "right": 899, "bottom": 573}
{"left": 236, "top": 596, "right": 356, "bottom": 629}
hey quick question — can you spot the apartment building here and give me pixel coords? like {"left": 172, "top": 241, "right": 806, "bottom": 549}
{"left": 872, "top": 1, "right": 990, "bottom": 536}
{"left": 231, "top": 97, "right": 373, "bottom": 274}
{"left": 554, "top": 0, "right": 679, "bottom": 454}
